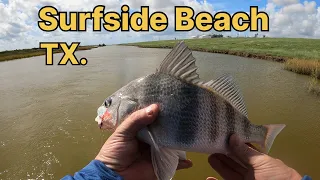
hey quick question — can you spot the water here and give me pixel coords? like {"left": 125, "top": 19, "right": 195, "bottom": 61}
{"left": 0, "top": 46, "right": 319, "bottom": 179}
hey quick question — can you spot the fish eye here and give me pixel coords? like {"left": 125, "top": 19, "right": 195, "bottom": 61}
{"left": 104, "top": 97, "right": 112, "bottom": 107}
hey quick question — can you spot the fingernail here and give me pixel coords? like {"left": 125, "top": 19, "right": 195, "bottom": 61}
{"left": 146, "top": 105, "right": 154, "bottom": 115}
{"left": 206, "top": 177, "right": 218, "bottom": 180}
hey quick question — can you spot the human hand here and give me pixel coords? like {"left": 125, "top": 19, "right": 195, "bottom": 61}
{"left": 95, "top": 104, "right": 193, "bottom": 180}
{"left": 206, "top": 134, "right": 302, "bottom": 180}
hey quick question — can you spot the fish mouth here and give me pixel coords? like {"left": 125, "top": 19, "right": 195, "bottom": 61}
{"left": 98, "top": 119, "right": 116, "bottom": 130}
{"left": 96, "top": 116, "right": 115, "bottom": 130}
{"left": 95, "top": 109, "right": 116, "bottom": 130}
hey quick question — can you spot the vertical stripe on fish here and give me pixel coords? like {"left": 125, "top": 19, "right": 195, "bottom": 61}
{"left": 209, "top": 94, "right": 219, "bottom": 143}
{"left": 243, "top": 116, "right": 252, "bottom": 141}
{"left": 175, "top": 83, "right": 199, "bottom": 146}
{"left": 225, "top": 100, "right": 236, "bottom": 133}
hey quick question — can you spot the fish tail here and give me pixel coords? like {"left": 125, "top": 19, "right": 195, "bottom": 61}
{"left": 261, "top": 124, "right": 286, "bottom": 154}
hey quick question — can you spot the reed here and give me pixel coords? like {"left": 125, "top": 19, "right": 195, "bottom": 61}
{"left": 306, "top": 60, "right": 320, "bottom": 95}
{"left": 284, "top": 59, "right": 320, "bottom": 79}
{"left": 308, "top": 76, "right": 320, "bottom": 96}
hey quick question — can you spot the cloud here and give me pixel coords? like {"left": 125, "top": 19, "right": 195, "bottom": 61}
{"left": 261, "top": 1, "right": 320, "bottom": 38}
{"left": 0, "top": 0, "right": 319, "bottom": 51}
{"left": 270, "top": 0, "right": 299, "bottom": 6}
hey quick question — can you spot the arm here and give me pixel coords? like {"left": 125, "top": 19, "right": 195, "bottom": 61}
{"left": 61, "top": 160, "right": 123, "bottom": 180}
{"left": 302, "top": 175, "right": 313, "bottom": 180}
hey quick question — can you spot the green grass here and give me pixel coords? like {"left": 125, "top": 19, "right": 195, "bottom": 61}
{"left": 123, "top": 38, "right": 320, "bottom": 60}
{"left": 122, "top": 38, "right": 320, "bottom": 79}
{"left": 0, "top": 46, "right": 98, "bottom": 62}
{"left": 123, "top": 38, "right": 320, "bottom": 61}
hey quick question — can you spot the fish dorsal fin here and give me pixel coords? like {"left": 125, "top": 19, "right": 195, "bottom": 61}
{"left": 157, "top": 41, "right": 201, "bottom": 84}
{"left": 204, "top": 74, "right": 248, "bottom": 117}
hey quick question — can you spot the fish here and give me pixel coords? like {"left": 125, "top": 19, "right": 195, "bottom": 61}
{"left": 94, "top": 41, "right": 286, "bottom": 180}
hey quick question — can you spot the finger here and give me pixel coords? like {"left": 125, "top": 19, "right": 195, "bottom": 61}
{"left": 206, "top": 177, "right": 218, "bottom": 180}
{"left": 138, "top": 141, "right": 151, "bottom": 152}
{"left": 208, "top": 154, "right": 242, "bottom": 180}
{"left": 140, "top": 145, "right": 152, "bottom": 161}
{"left": 226, "top": 153, "right": 248, "bottom": 169}
{"left": 215, "top": 154, "right": 247, "bottom": 175}
{"left": 116, "top": 104, "right": 159, "bottom": 136}
{"left": 228, "top": 134, "right": 263, "bottom": 166}
{"left": 177, "top": 159, "right": 193, "bottom": 170}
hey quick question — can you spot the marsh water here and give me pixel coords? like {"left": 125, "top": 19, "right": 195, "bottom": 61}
{"left": 0, "top": 46, "right": 319, "bottom": 180}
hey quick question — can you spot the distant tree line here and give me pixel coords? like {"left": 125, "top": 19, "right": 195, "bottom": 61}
{"left": 254, "top": 33, "right": 267, "bottom": 38}
{"left": 210, "top": 34, "right": 223, "bottom": 38}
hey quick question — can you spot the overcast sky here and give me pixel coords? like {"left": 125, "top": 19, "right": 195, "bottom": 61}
{"left": 0, "top": 0, "right": 319, "bottom": 51}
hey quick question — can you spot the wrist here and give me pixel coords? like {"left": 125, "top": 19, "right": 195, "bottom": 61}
{"left": 289, "top": 168, "right": 302, "bottom": 180}
{"left": 95, "top": 155, "right": 124, "bottom": 172}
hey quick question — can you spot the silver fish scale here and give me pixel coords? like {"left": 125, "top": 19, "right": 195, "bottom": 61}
{"left": 95, "top": 42, "right": 285, "bottom": 180}
{"left": 132, "top": 73, "right": 265, "bottom": 153}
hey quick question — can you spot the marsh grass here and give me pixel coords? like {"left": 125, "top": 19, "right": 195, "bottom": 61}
{"left": 308, "top": 75, "right": 320, "bottom": 96}
{"left": 124, "top": 38, "right": 320, "bottom": 79}
{"left": 307, "top": 62, "right": 320, "bottom": 95}
{"left": 0, "top": 46, "right": 98, "bottom": 62}
{"left": 123, "top": 38, "right": 320, "bottom": 62}
{"left": 284, "top": 59, "right": 320, "bottom": 95}
{"left": 284, "top": 59, "right": 320, "bottom": 79}
{"left": 124, "top": 38, "right": 320, "bottom": 95}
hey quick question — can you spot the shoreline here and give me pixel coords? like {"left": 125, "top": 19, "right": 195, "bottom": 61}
{"left": 121, "top": 39, "right": 320, "bottom": 80}
{"left": 121, "top": 44, "right": 287, "bottom": 62}
{"left": 0, "top": 46, "right": 99, "bottom": 62}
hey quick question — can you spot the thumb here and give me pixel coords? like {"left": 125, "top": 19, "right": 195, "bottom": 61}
{"left": 228, "top": 134, "right": 263, "bottom": 166}
{"left": 115, "top": 104, "right": 159, "bottom": 136}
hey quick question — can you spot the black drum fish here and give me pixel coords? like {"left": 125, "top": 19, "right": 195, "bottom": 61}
{"left": 95, "top": 41, "right": 286, "bottom": 180}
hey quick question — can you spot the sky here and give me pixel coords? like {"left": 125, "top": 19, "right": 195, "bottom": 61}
{"left": 0, "top": 0, "right": 319, "bottom": 51}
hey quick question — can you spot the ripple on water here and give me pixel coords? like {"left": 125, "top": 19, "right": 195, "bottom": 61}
{"left": 24, "top": 152, "right": 60, "bottom": 179}
{"left": 0, "top": 150, "right": 60, "bottom": 180}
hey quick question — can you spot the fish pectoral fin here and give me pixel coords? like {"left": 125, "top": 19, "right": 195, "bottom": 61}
{"left": 137, "top": 127, "right": 160, "bottom": 152}
{"left": 137, "top": 128, "right": 186, "bottom": 180}
{"left": 262, "top": 124, "right": 286, "bottom": 154}
{"left": 157, "top": 41, "right": 202, "bottom": 85}
{"left": 176, "top": 150, "right": 187, "bottom": 160}
{"left": 151, "top": 147, "right": 182, "bottom": 180}
{"left": 204, "top": 74, "right": 248, "bottom": 117}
